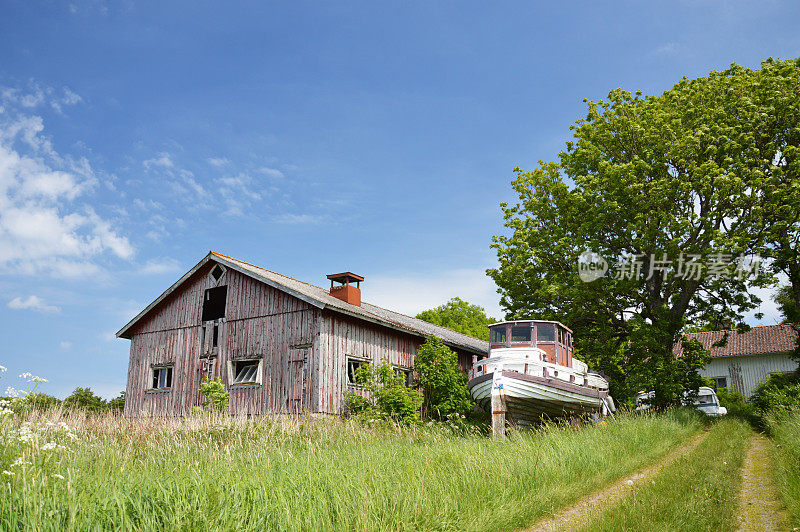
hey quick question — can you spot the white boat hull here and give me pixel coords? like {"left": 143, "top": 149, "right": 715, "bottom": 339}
{"left": 469, "top": 370, "right": 608, "bottom": 425}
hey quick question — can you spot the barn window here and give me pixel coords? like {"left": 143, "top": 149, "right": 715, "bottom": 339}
{"left": 229, "top": 359, "right": 262, "bottom": 385}
{"left": 711, "top": 376, "right": 727, "bottom": 390}
{"left": 347, "top": 357, "right": 368, "bottom": 385}
{"left": 151, "top": 366, "right": 173, "bottom": 390}
{"left": 209, "top": 264, "right": 226, "bottom": 283}
{"left": 394, "top": 366, "right": 413, "bottom": 387}
{"left": 202, "top": 285, "right": 227, "bottom": 321}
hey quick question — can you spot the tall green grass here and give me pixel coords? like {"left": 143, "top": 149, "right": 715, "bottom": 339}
{"left": 0, "top": 409, "right": 701, "bottom": 531}
{"left": 578, "top": 418, "right": 750, "bottom": 532}
{"left": 770, "top": 408, "right": 800, "bottom": 526}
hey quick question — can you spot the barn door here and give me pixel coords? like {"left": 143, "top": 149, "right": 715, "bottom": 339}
{"left": 196, "top": 358, "right": 215, "bottom": 408}
{"left": 287, "top": 347, "right": 309, "bottom": 413}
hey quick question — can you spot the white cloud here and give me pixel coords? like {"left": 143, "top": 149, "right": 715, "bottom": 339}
{"left": 8, "top": 295, "right": 60, "bottom": 313}
{"left": 207, "top": 157, "right": 229, "bottom": 167}
{"left": 59, "top": 341, "right": 72, "bottom": 350}
{"left": 140, "top": 257, "right": 181, "bottom": 275}
{"left": 272, "top": 213, "right": 325, "bottom": 225}
{"left": 215, "top": 173, "right": 262, "bottom": 216}
{"left": 0, "top": 87, "right": 134, "bottom": 277}
{"left": 365, "top": 268, "right": 502, "bottom": 319}
{"left": 143, "top": 152, "right": 174, "bottom": 169}
{"left": 0, "top": 84, "right": 83, "bottom": 115}
{"left": 654, "top": 42, "right": 679, "bottom": 56}
{"left": 259, "top": 167, "right": 285, "bottom": 179}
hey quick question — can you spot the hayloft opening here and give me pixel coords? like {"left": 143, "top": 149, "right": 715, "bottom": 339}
{"left": 202, "top": 285, "right": 227, "bottom": 321}
{"left": 210, "top": 264, "right": 225, "bottom": 282}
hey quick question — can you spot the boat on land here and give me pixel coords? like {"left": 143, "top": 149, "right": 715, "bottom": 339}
{"left": 468, "top": 320, "right": 615, "bottom": 425}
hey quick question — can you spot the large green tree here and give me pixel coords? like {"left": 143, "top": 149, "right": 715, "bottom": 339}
{"left": 489, "top": 59, "right": 799, "bottom": 406}
{"left": 416, "top": 297, "right": 495, "bottom": 341}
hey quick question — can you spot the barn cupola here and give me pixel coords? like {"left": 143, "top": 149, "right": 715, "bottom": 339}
{"left": 327, "top": 272, "right": 364, "bottom": 306}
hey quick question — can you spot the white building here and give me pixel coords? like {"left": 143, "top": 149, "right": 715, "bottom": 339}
{"left": 681, "top": 324, "right": 798, "bottom": 398}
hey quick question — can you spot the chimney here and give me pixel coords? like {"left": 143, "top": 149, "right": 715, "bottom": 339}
{"left": 327, "top": 272, "right": 364, "bottom": 306}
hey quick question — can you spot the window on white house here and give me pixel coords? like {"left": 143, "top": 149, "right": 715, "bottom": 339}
{"left": 347, "top": 357, "right": 367, "bottom": 385}
{"left": 711, "top": 376, "right": 727, "bottom": 390}
{"left": 151, "top": 366, "right": 173, "bottom": 389}
{"left": 231, "top": 360, "right": 261, "bottom": 385}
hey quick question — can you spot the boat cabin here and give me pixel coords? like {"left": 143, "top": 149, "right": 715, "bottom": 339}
{"left": 489, "top": 320, "right": 574, "bottom": 368}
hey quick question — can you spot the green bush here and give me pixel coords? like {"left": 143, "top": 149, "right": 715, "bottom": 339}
{"left": 414, "top": 336, "right": 473, "bottom": 419}
{"left": 343, "top": 362, "right": 422, "bottom": 424}
{"left": 200, "top": 377, "right": 229, "bottom": 412}
{"left": 715, "top": 387, "right": 758, "bottom": 425}
{"left": 750, "top": 371, "right": 800, "bottom": 430}
{"left": 63, "top": 387, "right": 107, "bottom": 412}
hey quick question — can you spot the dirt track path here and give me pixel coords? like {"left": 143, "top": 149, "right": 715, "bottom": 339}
{"left": 526, "top": 430, "right": 709, "bottom": 532}
{"left": 735, "top": 434, "right": 789, "bottom": 532}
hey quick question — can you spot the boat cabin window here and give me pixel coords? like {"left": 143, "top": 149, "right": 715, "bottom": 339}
{"left": 490, "top": 326, "right": 507, "bottom": 344}
{"left": 510, "top": 326, "right": 531, "bottom": 343}
{"left": 537, "top": 324, "right": 555, "bottom": 342}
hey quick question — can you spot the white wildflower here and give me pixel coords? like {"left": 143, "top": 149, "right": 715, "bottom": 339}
{"left": 2, "top": 471, "right": 13, "bottom": 476}
{"left": 51, "top": 474, "right": 64, "bottom": 480}
{"left": 41, "top": 441, "right": 63, "bottom": 451}
{"left": 0, "top": 365, "right": 6, "bottom": 372}
{"left": 11, "top": 457, "right": 31, "bottom": 467}
{"left": 5, "top": 387, "right": 20, "bottom": 398}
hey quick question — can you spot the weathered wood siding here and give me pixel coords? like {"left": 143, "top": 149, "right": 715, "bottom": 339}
{"left": 699, "top": 354, "right": 798, "bottom": 397}
{"left": 314, "top": 310, "right": 477, "bottom": 414}
{"left": 123, "top": 260, "right": 481, "bottom": 417}
{"left": 124, "top": 263, "right": 320, "bottom": 416}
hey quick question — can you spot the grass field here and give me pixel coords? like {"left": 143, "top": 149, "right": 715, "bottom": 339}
{"left": 576, "top": 418, "right": 750, "bottom": 532}
{"left": 0, "top": 409, "right": 703, "bottom": 531}
{"left": 771, "top": 408, "right": 800, "bottom": 527}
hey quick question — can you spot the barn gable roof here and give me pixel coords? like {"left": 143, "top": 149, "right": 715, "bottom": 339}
{"left": 677, "top": 324, "right": 798, "bottom": 358}
{"left": 117, "top": 251, "right": 489, "bottom": 355}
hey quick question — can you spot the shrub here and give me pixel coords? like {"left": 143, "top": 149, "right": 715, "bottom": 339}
{"left": 200, "top": 377, "right": 229, "bottom": 412}
{"left": 344, "top": 362, "right": 422, "bottom": 424}
{"left": 63, "top": 387, "right": 107, "bottom": 412}
{"left": 414, "top": 336, "right": 473, "bottom": 419}
{"left": 715, "top": 387, "right": 758, "bottom": 425}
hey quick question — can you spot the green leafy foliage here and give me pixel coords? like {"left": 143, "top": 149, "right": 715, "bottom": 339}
{"left": 63, "top": 387, "right": 108, "bottom": 412}
{"left": 715, "top": 387, "right": 758, "bottom": 425}
{"left": 416, "top": 297, "right": 495, "bottom": 340}
{"left": 344, "top": 362, "right": 422, "bottom": 423}
{"left": 750, "top": 371, "right": 800, "bottom": 430}
{"left": 414, "top": 336, "right": 473, "bottom": 419}
{"left": 488, "top": 58, "right": 800, "bottom": 405}
{"left": 199, "top": 377, "right": 229, "bottom": 412}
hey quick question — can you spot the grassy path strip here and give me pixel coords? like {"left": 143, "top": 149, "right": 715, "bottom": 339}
{"left": 526, "top": 429, "right": 709, "bottom": 532}
{"left": 770, "top": 408, "right": 800, "bottom": 527}
{"left": 736, "top": 435, "right": 789, "bottom": 531}
{"left": 573, "top": 418, "right": 751, "bottom": 532}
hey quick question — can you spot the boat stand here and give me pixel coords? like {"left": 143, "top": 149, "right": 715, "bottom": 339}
{"left": 491, "top": 371, "right": 506, "bottom": 441}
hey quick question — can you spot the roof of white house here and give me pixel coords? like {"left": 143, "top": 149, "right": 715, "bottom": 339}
{"left": 678, "top": 324, "right": 798, "bottom": 358}
{"left": 117, "top": 251, "right": 490, "bottom": 355}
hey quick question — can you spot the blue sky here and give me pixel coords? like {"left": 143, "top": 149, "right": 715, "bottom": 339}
{"left": 1, "top": 1, "right": 798, "bottom": 398}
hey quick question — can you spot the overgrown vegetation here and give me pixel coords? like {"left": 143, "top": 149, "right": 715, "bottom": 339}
{"left": 199, "top": 377, "right": 229, "bottom": 412}
{"left": 0, "top": 408, "right": 702, "bottom": 531}
{"left": 414, "top": 335, "right": 473, "bottom": 419}
{"left": 578, "top": 418, "right": 750, "bottom": 532}
{"left": 770, "top": 408, "right": 800, "bottom": 526}
{"left": 343, "top": 362, "right": 422, "bottom": 423}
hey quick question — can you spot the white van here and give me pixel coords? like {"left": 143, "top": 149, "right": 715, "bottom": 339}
{"left": 635, "top": 386, "right": 727, "bottom": 416}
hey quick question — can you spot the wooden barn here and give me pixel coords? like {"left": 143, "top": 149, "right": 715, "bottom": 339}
{"left": 116, "top": 251, "right": 489, "bottom": 416}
